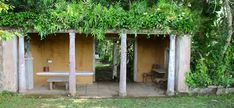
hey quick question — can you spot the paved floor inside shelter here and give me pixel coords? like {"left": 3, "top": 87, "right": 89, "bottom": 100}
{"left": 27, "top": 82, "right": 166, "bottom": 98}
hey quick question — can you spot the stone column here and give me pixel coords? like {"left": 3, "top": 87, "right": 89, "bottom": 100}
{"left": 175, "top": 35, "right": 191, "bottom": 93}
{"left": 167, "top": 35, "right": 176, "bottom": 95}
{"left": 0, "top": 41, "right": 3, "bottom": 92}
{"left": 25, "top": 40, "right": 33, "bottom": 90}
{"left": 134, "top": 38, "right": 138, "bottom": 82}
{"left": 69, "top": 31, "right": 76, "bottom": 96}
{"left": 112, "top": 40, "right": 118, "bottom": 79}
{"left": 19, "top": 35, "right": 26, "bottom": 93}
{"left": 93, "top": 38, "right": 96, "bottom": 82}
{"left": 119, "top": 32, "right": 127, "bottom": 97}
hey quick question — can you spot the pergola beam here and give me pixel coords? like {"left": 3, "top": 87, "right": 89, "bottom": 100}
{"left": 69, "top": 32, "right": 76, "bottom": 96}
{"left": 119, "top": 32, "right": 127, "bottom": 97}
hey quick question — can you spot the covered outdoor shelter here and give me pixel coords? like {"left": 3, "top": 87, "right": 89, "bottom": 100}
{"left": 0, "top": 28, "right": 191, "bottom": 97}
{"left": 0, "top": 0, "right": 195, "bottom": 98}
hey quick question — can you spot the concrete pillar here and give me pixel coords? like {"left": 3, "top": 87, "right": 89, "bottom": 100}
{"left": 19, "top": 35, "right": 26, "bottom": 93}
{"left": 112, "top": 40, "right": 118, "bottom": 79}
{"left": 175, "top": 35, "right": 191, "bottom": 93}
{"left": 93, "top": 38, "right": 96, "bottom": 82}
{"left": 25, "top": 56, "right": 33, "bottom": 90}
{"left": 134, "top": 38, "right": 138, "bottom": 82}
{"left": 69, "top": 31, "right": 76, "bottom": 96}
{"left": 0, "top": 41, "right": 3, "bottom": 92}
{"left": 119, "top": 33, "right": 127, "bottom": 97}
{"left": 167, "top": 35, "right": 176, "bottom": 95}
{"left": 0, "top": 37, "right": 18, "bottom": 92}
{"left": 25, "top": 40, "right": 33, "bottom": 90}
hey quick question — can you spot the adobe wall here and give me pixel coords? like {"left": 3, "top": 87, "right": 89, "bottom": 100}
{"left": 30, "top": 33, "right": 94, "bottom": 87}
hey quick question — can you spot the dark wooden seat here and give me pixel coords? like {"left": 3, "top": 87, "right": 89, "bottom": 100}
{"left": 143, "top": 64, "right": 160, "bottom": 83}
{"left": 143, "top": 64, "right": 167, "bottom": 83}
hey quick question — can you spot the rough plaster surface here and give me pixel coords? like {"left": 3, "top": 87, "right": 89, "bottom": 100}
{"left": 0, "top": 41, "right": 3, "bottom": 91}
{"left": 175, "top": 36, "right": 191, "bottom": 93}
{"left": 0, "top": 37, "right": 18, "bottom": 92}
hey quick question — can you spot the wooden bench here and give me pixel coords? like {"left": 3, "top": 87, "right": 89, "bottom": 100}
{"left": 47, "top": 77, "right": 69, "bottom": 90}
{"left": 37, "top": 71, "right": 94, "bottom": 90}
{"left": 143, "top": 64, "right": 167, "bottom": 83}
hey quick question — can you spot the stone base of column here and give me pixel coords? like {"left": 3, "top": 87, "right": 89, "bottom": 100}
{"left": 69, "top": 92, "right": 77, "bottom": 97}
{"left": 119, "top": 92, "right": 127, "bottom": 97}
{"left": 166, "top": 90, "right": 175, "bottom": 96}
{"left": 19, "top": 89, "right": 27, "bottom": 93}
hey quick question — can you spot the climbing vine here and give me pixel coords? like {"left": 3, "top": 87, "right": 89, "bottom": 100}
{"left": 0, "top": 0, "right": 200, "bottom": 39}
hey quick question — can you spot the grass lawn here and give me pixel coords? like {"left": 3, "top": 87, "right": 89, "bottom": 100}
{"left": 95, "top": 63, "right": 110, "bottom": 68}
{"left": 0, "top": 93, "right": 234, "bottom": 108}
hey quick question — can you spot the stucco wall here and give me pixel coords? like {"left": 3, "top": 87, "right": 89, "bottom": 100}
{"left": 0, "top": 41, "right": 3, "bottom": 91}
{"left": 175, "top": 36, "right": 191, "bottom": 92}
{"left": 0, "top": 37, "right": 18, "bottom": 92}
{"left": 136, "top": 36, "right": 169, "bottom": 82}
{"left": 30, "top": 33, "right": 94, "bottom": 87}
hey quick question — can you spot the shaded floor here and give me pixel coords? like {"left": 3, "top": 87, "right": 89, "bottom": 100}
{"left": 27, "top": 82, "right": 166, "bottom": 97}
{"left": 95, "top": 66, "right": 114, "bottom": 82}
{"left": 78, "top": 82, "right": 165, "bottom": 97}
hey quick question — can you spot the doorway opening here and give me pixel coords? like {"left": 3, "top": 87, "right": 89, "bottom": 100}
{"left": 94, "top": 35, "right": 135, "bottom": 83}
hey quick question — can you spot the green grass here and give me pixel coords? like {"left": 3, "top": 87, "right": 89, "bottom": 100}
{"left": 95, "top": 63, "right": 110, "bottom": 68}
{"left": 0, "top": 92, "right": 234, "bottom": 108}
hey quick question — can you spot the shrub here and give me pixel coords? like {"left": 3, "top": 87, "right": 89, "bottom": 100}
{"left": 186, "top": 57, "right": 212, "bottom": 88}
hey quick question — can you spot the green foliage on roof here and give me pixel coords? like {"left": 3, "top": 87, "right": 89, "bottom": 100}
{"left": 0, "top": 0, "right": 200, "bottom": 39}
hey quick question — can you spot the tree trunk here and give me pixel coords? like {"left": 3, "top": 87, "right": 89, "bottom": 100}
{"left": 223, "top": 0, "right": 233, "bottom": 55}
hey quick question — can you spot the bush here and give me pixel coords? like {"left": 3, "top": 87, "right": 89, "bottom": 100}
{"left": 186, "top": 57, "right": 212, "bottom": 88}
{"left": 187, "top": 49, "right": 234, "bottom": 88}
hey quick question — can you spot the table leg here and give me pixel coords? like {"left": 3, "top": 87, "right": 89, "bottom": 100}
{"left": 65, "top": 82, "right": 68, "bottom": 90}
{"left": 49, "top": 82, "right": 53, "bottom": 90}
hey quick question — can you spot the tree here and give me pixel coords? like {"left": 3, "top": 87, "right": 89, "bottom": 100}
{"left": 223, "top": 0, "right": 233, "bottom": 55}
{"left": 0, "top": 1, "right": 17, "bottom": 40}
{"left": 0, "top": 1, "right": 11, "bottom": 12}
{"left": 186, "top": 0, "right": 234, "bottom": 87}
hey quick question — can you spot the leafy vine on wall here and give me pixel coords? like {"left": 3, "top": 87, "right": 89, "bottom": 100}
{"left": 0, "top": 0, "right": 200, "bottom": 39}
